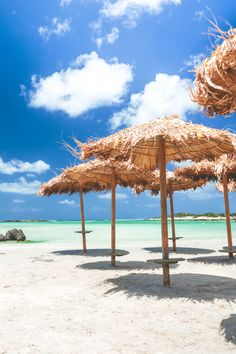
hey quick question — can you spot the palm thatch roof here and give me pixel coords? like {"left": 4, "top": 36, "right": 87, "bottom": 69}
{"left": 216, "top": 180, "right": 236, "bottom": 193}
{"left": 76, "top": 115, "right": 234, "bottom": 170}
{"left": 175, "top": 144, "right": 236, "bottom": 182}
{"left": 191, "top": 27, "right": 236, "bottom": 116}
{"left": 133, "top": 171, "right": 207, "bottom": 196}
{"left": 175, "top": 160, "right": 217, "bottom": 182}
{"left": 39, "top": 159, "right": 153, "bottom": 196}
{"left": 39, "top": 174, "right": 105, "bottom": 196}
{"left": 214, "top": 152, "right": 236, "bottom": 179}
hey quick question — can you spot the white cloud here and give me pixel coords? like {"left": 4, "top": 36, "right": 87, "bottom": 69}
{"left": 194, "top": 10, "right": 204, "bottom": 21}
{"left": 0, "top": 177, "right": 41, "bottom": 195}
{"left": 183, "top": 53, "right": 205, "bottom": 69}
{"left": 98, "top": 192, "right": 128, "bottom": 200}
{"left": 100, "top": 0, "right": 181, "bottom": 27}
{"left": 59, "top": 199, "right": 76, "bottom": 206}
{"left": 38, "top": 17, "right": 71, "bottom": 41}
{"left": 90, "top": 19, "right": 102, "bottom": 34}
{"left": 0, "top": 158, "right": 50, "bottom": 175}
{"left": 13, "top": 199, "right": 25, "bottom": 204}
{"left": 20, "top": 84, "right": 27, "bottom": 98}
{"left": 110, "top": 73, "right": 197, "bottom": 128}
{"left": 29, "top": 51, "right": 133, "bottom": 117}
{"left": 59, "top": 0, "right": 72, "bottom": 6}
{"left": 96, "top": 27, "right": 119, "bottom": 48}
{"left": 178, "top": 182, "right": 220, "bottom": 201}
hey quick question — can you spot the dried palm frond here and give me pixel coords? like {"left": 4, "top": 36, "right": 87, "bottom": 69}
{"left": 76, "top": 115, "right": 233, "bottom": 170}
{"left": 133, "top": 171, "right": 207, "bottom": 195}
{"left": 39, "top": 159, "right": 153, "bottom": 196}
{"left": 216, "top": 179, "right": 236, "bottom": 193}
{"left": 191, "top": 26, "right": 236, "bottom": 116}
{"left": 175, "top": 160, "right": 217, "bottom": 182}
{"left": 175, "top": 137, "right": 236, "bottom": 183}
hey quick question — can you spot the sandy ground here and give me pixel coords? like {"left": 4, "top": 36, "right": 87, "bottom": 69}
{"left": 0, "top": 239, "right": 236, "bottom": 354}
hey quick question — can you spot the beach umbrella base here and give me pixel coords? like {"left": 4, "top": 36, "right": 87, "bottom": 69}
{"left": 168, "top": 237, "right": 183, "bottom": 240}
{"left": 74, "top": 231, "right": 93, "bottom": 234}
{"left": 223, "top": 246, "right": 236, "bottom": 250}
{"left": 110, "top": 251, "right": 128, "bottom": 257}
{"left": 219, "top": 248, "right": 235, "bottom": 258}
{"left": 147, "top": 257, "right": 185, "bottom": 265}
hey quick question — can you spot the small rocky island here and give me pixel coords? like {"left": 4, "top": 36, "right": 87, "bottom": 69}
{"left": 0, "top": 229, "right": 26, "bottom": 242}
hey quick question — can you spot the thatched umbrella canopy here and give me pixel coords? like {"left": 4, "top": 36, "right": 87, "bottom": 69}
{"left": 39, "top": 159, "right": 152, "bottom": 263}
{"left": 39, "top": 171, "right": 109, "bottom": 255}
{"left": 174, "top": 160, "right": 217, "bottom": 182}
{"left": 216, "top": 180, "right": 236, "bottom": 193}
{"left": 76, "top": 115, "right": 233, "bottom": 286}
{"left": 133, "top": 171, "right": 207, "bottom": 251}
{"left": 133, "top": 171, "right": 207, "bottom": 195}
{"left": 39, "top": 174, "right": 109, "bottom": 196}
{"left": 175, "top": 156, "right": 236, "bottom": 258}
{"left": 77, "top": 115, "right": 233, "bottom": 170}
{"left": 191, "top": 27, "right": 236, "bottom": 117}
{"left": 214, "top": 152, "right": 236, "bottom": 179}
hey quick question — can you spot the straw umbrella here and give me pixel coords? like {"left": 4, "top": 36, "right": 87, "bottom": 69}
{"left": 175, "top": 154, "right": 236, "bottom": 258}
{"left": 191, "top": 27, "right": 236, "bottom": 116}
{"left": 39, "top": 159, "right": 152, "bottom": 264}
{"left": 133, "top": 171, "right": 207, "bottom": 251}
{"left": 39, "top": 172, "right": 109, "bottom": 255}
{"left": 76, "top": 115, "right": 233, "bottom": 286}
{"left": 216, "top": 180, "right": 236, "bottom": 193}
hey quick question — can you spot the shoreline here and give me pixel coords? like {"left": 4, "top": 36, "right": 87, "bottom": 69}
{"left": 1, "top": 216, "right": 236, "bottom": 223}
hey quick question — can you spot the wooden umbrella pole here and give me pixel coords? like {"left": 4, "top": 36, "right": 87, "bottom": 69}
{"left": 79, "top": 189, "right": 87, "bottom": 255}
{"left": 169, "top": 186, "right": 176, "bottom": 252}
{"left": 158, "top": 138, "right": 170, "bottom": 286}
{"left": 223, "top": 173, "right": 234, "bottom": 258}
{"left": 111, "top": 169, "right": 116, "bottom": 266}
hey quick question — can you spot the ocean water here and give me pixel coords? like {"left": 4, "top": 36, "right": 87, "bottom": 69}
{"left": 0, "top": 220, "right": 235, "bottom": 247}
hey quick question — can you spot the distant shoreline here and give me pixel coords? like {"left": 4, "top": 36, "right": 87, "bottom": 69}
{"left": 148, "top": 216, "right": 236, "bottom": 221}
{"left": 0, "top": 215, "right": 235, "bottom": 222}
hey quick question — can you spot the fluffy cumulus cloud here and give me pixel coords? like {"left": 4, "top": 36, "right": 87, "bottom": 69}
{"left": 0, "top": 177, "right": 41, "bottom": 195}
{"left": 59, "top": 199, "right": 76, "bottom": 206}
{"left": 110, "top": 73, "right": 197, "bottom": 128}
{"left": 38, "top": 17, "right": 71, "bottom": 41}
{"left": 98, "top": 192, "right": 128, "bottom": 200}
{"left": 100, "top": 0, "right": 181, "bottom": 26}
{"left": 29, "top": 51, "right": 133, "bottom": 117}
{"left": 59, "top": 0, "right": 72, "bottom": 6}
{"left": 96, "top": 27, "right": 119, "bottom": 48}
{"left": 0, "top": 158, "right": 50, "bottom": 175}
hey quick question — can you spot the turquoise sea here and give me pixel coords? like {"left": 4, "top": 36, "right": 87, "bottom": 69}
{"left": 0, "top": 220, "right": 234, "bottom": 246}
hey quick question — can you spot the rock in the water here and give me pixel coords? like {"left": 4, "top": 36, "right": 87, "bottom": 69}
{"left": 5, "top": 229, "right": 26, "bottom": 241}
{"left": 0, "top": 234, "right": 7, "bottom": 241}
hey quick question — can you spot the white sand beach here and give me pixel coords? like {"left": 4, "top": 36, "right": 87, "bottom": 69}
{"left": 0, "top": 238, "right": 236, "bottom": 354}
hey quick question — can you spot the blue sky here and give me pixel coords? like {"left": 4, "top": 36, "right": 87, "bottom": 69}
{"left": 1, "top": 0, "right": 236, "bottom": 220}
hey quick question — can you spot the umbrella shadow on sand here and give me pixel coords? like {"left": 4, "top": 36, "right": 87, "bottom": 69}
{"left": 187, "top": 256, "right": 236, "bottom": 265}
{"left": 104, "top": 273, "right": 236, "bottom": 302}
{"left": 144, "top": 247, "right": 215, "bottom": 255}
{"left": 220, "top": 314, "right": 236, "bottom": 345}
{"left": 52, "top": 249, "right": 129, "bottom": 257}
{"left": 78, "top": 261, "right": 178, "bottom": 271}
